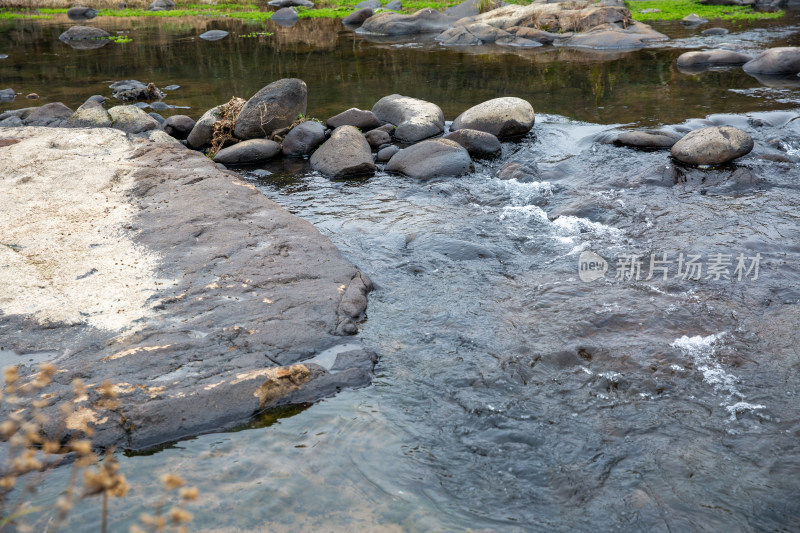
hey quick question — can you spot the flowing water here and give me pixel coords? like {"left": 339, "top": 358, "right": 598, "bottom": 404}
{"left": 2, "top": 9, "right": 800, "bottom": 532}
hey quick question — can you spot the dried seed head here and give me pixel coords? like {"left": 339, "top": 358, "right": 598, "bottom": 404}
{"left": 43, "top": 440, "right": 62, "bottom": 454}
{"left": 179, "top": 486, "right": 199, "bottom": 501}
{"left": 161, "top": 473, "right": 185, "bottom": 491}
{"left": 70, "top": 439, "right": 93, "bottom": 456}
{"left": 98, "top": 381, "right": 118, "bottom": 399}
{"left": 0, "top": 476, "right": 16, "bottom": 490}
{"left": 0, "top": 420, "right": 17, "bottom": 438}
{"left": 168, "top": 507, "right": 193, "bottom": 524}
{"left": 72, "top": 379, "right": 87, "bottom": 397}
{"left": 4, "top": 366, "right": 19, "bottom": 385}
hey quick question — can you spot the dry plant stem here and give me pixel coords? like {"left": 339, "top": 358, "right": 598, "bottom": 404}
{"left": 209, "top": 96, "right": 246, "bottom": 157}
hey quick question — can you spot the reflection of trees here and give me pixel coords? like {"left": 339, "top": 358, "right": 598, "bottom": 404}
{"left": 0, "top": 14, "right": 787, "bottom": 126}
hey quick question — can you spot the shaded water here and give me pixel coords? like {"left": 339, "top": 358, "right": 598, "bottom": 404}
{"left": 3, "top": 9, "right": 800, "bottom": 533}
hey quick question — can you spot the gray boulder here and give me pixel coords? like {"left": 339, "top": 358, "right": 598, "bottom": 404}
{"left": 701, "top": 27, "right": 728, "bottom": 35}
{"left": 234, "top": 79, "right": 307, "bottom": 140}
{"left": 272, "top": 7, "right": 299, "bottom": 26}
{"left": 149, "top": 112, "right": 166, "bottom": 124}
{"left": 372, "top": 94, "right": 444, "bottom": 143}
{"left": 0, "top": 88, "right": 15, "bottom": 102}
{"left": 343, "top": 8, "right": 374, "bottom": 25}
{"left": 67, "top": 6, "right": 98, "bottom": 20}
{"left": 512, "top": 27, "right": 568, "bottom": 44}
{"left": 677, "top": 49, "right": 753, "bottom": 68}
{"left": 682, "top": 13, "right": 708, "bottom": 25}
{"left": 149, "top": 0, "right": 175, "bottom": 10}
{"left": 742, "top": 47, "right": 800, "bottom": 75}
{"left": 65, "top": 99, "right": 112, "bottom": 128}
{"left": 199, "top": 30, "right": 229, "bottom": 41}
{"left": 557, "top": 21, "right": 667, "bottom": 50}
{"left": 282, "top": 120, "right": 326, "bottom": 156}
{"left": 357, "top": 8, "right": 452, "bottom": 35}
{"left": 670, "top": 126, "right": 754, "bottom": 165}
{"left": 386, "top": 139, "right": 473, "bottom": 179}
{"left": 327, "top": 108, "right": 382, "bottom": 130}
{"left": 385, "top": 0, "right": 402, "bottom": 9}
{"left": 444, "top": 129, "right": 502, "bottom": 158}
{"left": 376, "top": 145, "right": 399, "bottom": 162}
{"left": 213, "top": 139, "right": 281, "bottom": 165}
{"left": 187, "top": 105, "right": 223, "bottom": 149}
{"left": 451, "top": 97, "right": 534, "bottom": 138}
{"left": 163, "top": 115, "right": 196, "bottom": 139}
{"left": 268, "top": 0, "right": 314, "bottom": 6}
{"left": 310, "top": 126, "right": 375, "bottom": 178}
{"left": 108, "top": 105, "right": 161, "bottom": 134}
{"left": 364, "top": 129, "right": 392, "bottom": 148}
{"left": 356, "top": 0, "right": 381, "bottom": 8}
{"left": 23, "top": 103, "right": 74, "bottom": 127}
{"left": 615, "top": 129, "right": 682, "bottom": 149}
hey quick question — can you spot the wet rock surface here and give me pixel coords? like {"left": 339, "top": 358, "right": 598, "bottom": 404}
{"left": 0, "top": 127, "right": 372, "bottom": 450}
{"left": 372, "top": 94, "right": 444, "bottom": 143}
{"left": 443, "top": 128, "right": 502, "bottom": 158}
{"left": 213, "top": 138, "right": 282, "bottom": 165}
{"left": 310, "top": 125, "right": 376, "bottom": 178}
{"left": 671, "top": 126, "right": 754, "bottom": 165}
{"left": 108, "top": 105, "right": 161, "bottom": 133}
{"left": 451, "top": 97, "right": 535, "bottom": 138}
{"left": 282, "top": 120, "right": 326, "bottom": 156}
{"left": 327, "top": 107, "right": 382, "bottom": 130}
{"left": 234, "top": 79, "right": 308, "bottom": 140}
{"left": 742, "top": 46, "right": 800, "bottom": 75}
{"left": 385, "top": 138, "right": 473, "bottom": 178}
{"left": 357, "top": 8, "right": 452, "bottom": 35}
{"left": 677, "top": 49, "right": 754, "bottom": 68}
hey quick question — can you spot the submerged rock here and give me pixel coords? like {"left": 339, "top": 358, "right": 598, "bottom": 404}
{"left": 213, "top": 139, "right": 282, "bottom": 165}
{"left": 343, "top": 8, "right": 374, "bottom": 25}
{"left": 372, "top": 94, "right": 444, "bottom": 143}
{"left": 110, "top": 80, "right": 166, "bottom": 101}
{"left": 670, "top": 126, "right": 754, "bottom": 165}
{"left": 149, "top": 112, "right": 166, "bottom": 124}
{"left": 58, "top": 26, "right": 110, "bottom": 49}
{"left": 386, "top": 138, "right": 473, "bottom": 179}
{"left": 108, "top": 105, "right": 161, "bottom": 134}
{"left": 444, "top": 129, "right": 502, "bottom": 158}
{"left": 187, "top": 105, "right": 223, "bottom": 148}
{"left": 282, "top": 120, "right": 326, "bottom": 156}
{"left": 234, "top": 78, "right": 307, "bottom": 140}
{"left": 701, "top": 27, "right": 729, "bottom": 35}
{"left": 742, "top": 47, "right": 800, "bottom": 75}
{"left": 310, "top": 126, "right": 375, "bottom": 178}
{"left": 162, "top": 115, "right": 196, "bottom": 140}
{"left": 358, "top": 8, "right": 452, "bottom": 35}
{"left": 0, "top": 88, "right": 15, "bottom": 102}
{"left": 199, "top": 30, "right": 229, "bottom": 41}
{"left": 615, "top": 129, "right": 682, "bottom": 149}
{"left": 677, "top": 49, "right": 753, "bottom": 69}
{"left": 327, "top": 108, "right": 382, "bottom": 130}
{"left": 451, "top": 97, "right": 534, "bottom": 138}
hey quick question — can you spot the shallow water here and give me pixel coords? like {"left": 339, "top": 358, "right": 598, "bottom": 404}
{"left": 3, "top": 8, "right": 800, "bottom": 533}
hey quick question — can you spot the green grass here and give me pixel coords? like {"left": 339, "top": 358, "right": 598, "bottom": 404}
{"left": 626, "top": 0, "right": 785, "bottom": 22}
{"left": 0, "top": 10, "right": 52, "bottom": 19}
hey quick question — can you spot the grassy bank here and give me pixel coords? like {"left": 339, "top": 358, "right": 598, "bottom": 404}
{"left": 0, "top": 0, "right": 786, "bottom": 22}
{"left": 625, "top": 0, "right": 784, "bottom": 22}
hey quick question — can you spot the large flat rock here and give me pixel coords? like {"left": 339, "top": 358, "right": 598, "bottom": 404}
{"left": 0, "top": 126, "right": 372, "bottom": 450}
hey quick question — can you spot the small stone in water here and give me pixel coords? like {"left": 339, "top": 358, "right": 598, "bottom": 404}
{"left": 0, "top": 54, "right": 8, "bottom": 60}
{"left": 26, "top": 93, "right": 39, "bottom": 99}
{"left": 134, "top": 102, "right": 149, "bottom": 109}
{"left": 164, "top": 84, "right": 180, "bottom": 91}
{"left": 150, "top": 101, "right": 169, "bottom": 111}
{"left": 249, "top": 169, "right": 273, "bottom": 178}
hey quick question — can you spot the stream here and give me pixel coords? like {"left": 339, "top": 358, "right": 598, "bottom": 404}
{"left": 2, "top": 9, "right": 800, "bottom": 532}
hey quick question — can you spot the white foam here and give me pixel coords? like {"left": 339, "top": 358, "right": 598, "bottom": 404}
{"left": 670, "top": 333, "right": 766, "bottom": 422}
